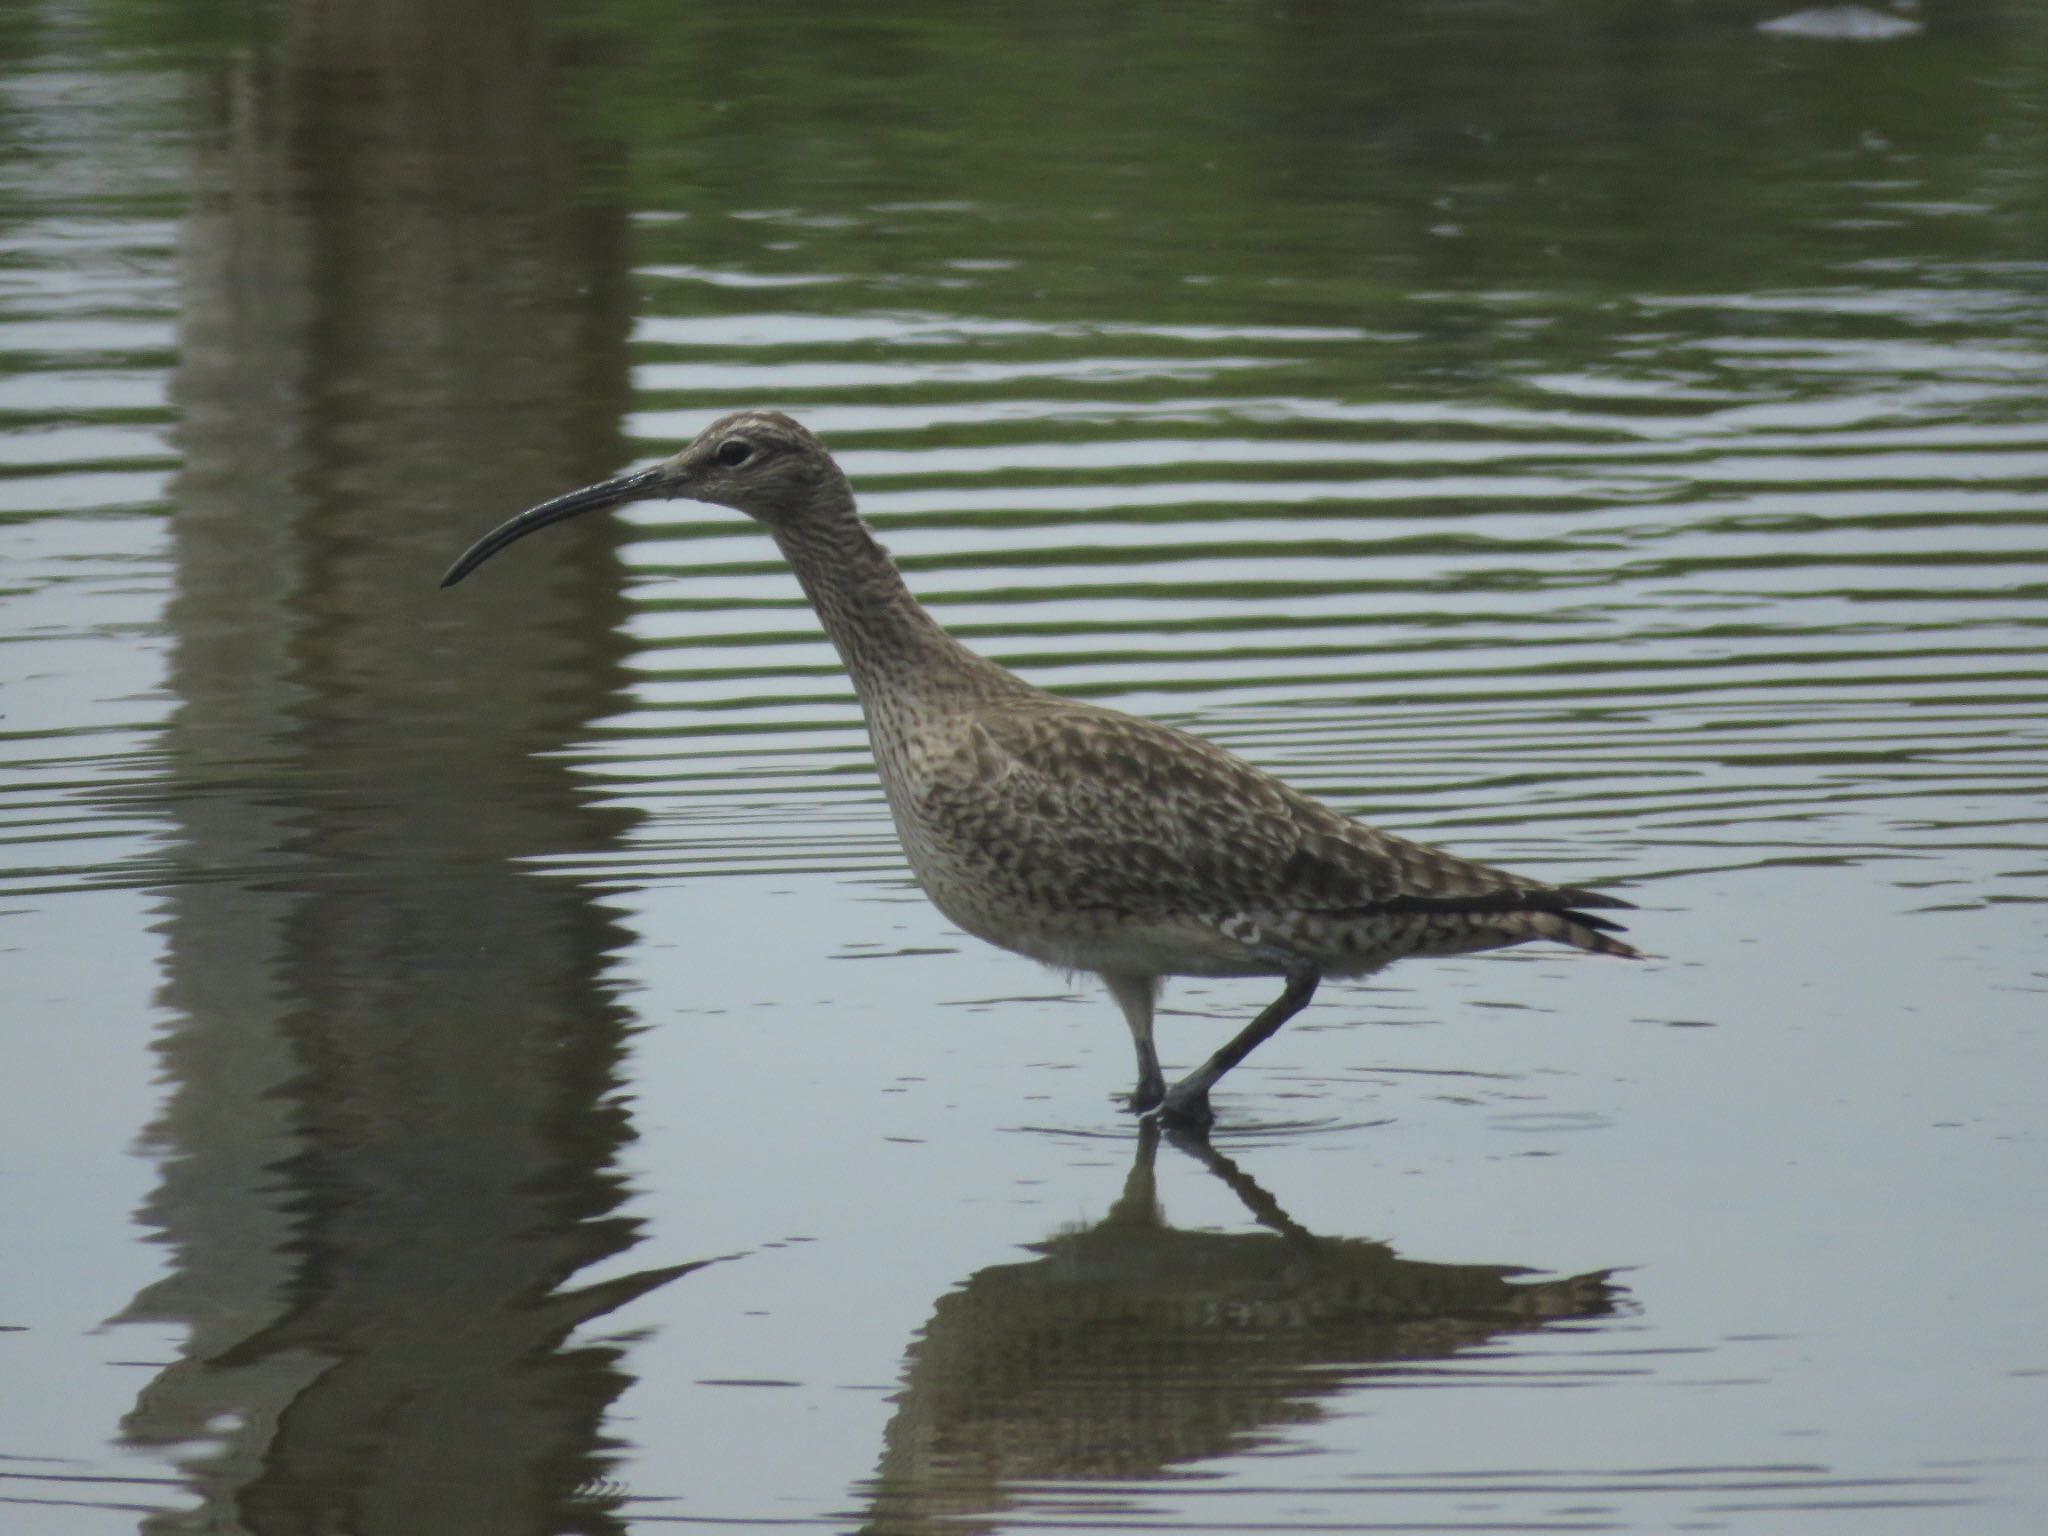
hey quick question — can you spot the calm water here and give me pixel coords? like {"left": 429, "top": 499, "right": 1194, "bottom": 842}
{"left": 2, "top": 2, "right": 2045, "bottom": 1532}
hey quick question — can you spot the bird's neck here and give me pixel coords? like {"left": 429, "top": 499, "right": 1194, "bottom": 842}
{"left": 771, "top": 496, "right": 1019, "bottom": 706}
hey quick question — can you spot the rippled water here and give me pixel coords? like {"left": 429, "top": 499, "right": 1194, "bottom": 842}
{"left": 3, "top": 3, "right": 2046, "bottom": 1533}
{"left": 597, "top": 286, "right": 2048, "bottom": 894}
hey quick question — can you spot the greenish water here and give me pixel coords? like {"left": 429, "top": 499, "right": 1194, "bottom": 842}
{"left": 2, "top": 3, "right": 2045, "bottom": 1533}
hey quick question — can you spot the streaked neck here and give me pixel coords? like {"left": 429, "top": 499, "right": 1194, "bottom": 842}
{"left": 770, "top": 498, "right": 1019, "bottom": 705}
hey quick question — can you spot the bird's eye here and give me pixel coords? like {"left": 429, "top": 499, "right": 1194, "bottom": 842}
{"left": 716, "top": 438, "right": 753, "bottom": 468}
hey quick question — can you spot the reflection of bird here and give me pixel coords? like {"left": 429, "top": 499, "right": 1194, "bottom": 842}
{"left": 857, "top": 1122, "right": 1620, "bottom": 1534}
{"left": 445, "top": 411, "right": 1641, "bottom": 1127}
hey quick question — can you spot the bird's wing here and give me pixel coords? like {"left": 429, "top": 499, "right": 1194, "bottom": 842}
{"left": 917, "top": 696, "right": 1585, "bottom": 921}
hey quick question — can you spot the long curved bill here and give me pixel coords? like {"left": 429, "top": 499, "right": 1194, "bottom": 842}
{"left": 440, "top": 464, "right": 667, "bottom": 588}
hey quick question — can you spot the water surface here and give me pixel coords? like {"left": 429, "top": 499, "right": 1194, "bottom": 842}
{"left": 2, "top": 3, "right": 2044, "bottom": 1533}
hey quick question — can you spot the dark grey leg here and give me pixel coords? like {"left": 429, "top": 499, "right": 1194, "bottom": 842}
{"left": 1157, "top": 960, "right": 1320, "bottom": 1131}
{"left": 1103, "top": 971, "right": 1165, "bottom": 1111}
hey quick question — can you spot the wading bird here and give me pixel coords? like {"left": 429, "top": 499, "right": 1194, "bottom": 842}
{"left": 444, "top": 412, "right": 1640, "bottom": 1129}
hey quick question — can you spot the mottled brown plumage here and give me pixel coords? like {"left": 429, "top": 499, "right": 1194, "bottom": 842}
{"left": 444, "top": 410, "right": 1641, "bottom": 1129}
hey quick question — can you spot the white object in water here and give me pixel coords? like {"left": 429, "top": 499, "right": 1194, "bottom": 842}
{"left": 1757, "top": 6, "right": 1924, "bottom": 40}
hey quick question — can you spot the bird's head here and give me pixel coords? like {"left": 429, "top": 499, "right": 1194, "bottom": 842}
{"left": 440, "top": 410, "right": 846, "bottom": 587}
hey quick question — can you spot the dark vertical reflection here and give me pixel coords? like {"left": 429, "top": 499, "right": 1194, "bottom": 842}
{"left": 112, "top": 4, "right": 690, "bottom": 1533}
{"left": 856, "top": 1126, "right": 1621, "bottom": 1535}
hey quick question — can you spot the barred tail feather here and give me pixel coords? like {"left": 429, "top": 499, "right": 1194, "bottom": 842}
{"left": 1522, "top": 908, "right": 1645, "bottom": 959}
{"left": 1320, "top": 887, "right": 1645, "bottom": 959}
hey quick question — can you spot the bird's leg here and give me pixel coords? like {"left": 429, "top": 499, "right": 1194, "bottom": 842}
{"left": 1157, "top": 958, "right": 1320, "bottom": 1132}
{"left": 1102, "top": 971, "right": 1165, "bottom": 1112}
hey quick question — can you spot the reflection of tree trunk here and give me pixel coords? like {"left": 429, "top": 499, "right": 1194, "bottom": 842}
{"left": 859, "top": 1125, "right": 1619, "bottom": 1536}
{"left": 114, "top": 5, "right": 682, "bottom": 1534}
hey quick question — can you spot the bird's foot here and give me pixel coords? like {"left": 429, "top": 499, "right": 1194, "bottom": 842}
{"left": 1126, "top": 1073, "right": 1166, "bottom": 1115}
{"left": 1150, "top": 1085, "right": 1215, "bottom": 1135}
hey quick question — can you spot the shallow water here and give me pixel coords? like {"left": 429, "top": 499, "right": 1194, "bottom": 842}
{"left": 2, "top": 2, "right": 2045, "bottom": 1532}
